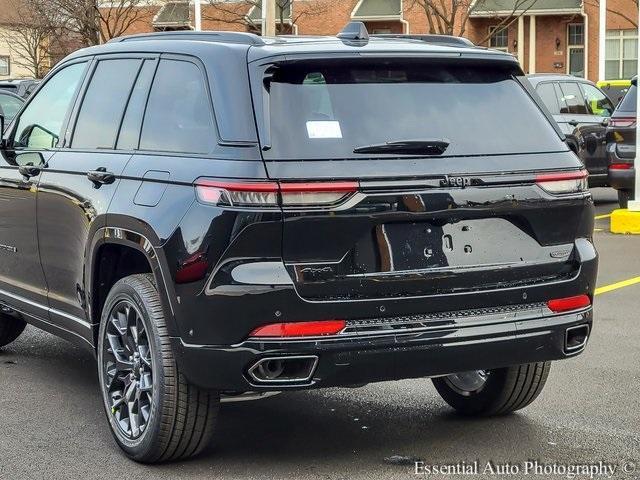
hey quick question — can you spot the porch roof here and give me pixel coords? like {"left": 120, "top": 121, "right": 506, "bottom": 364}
{"left": 352, "top": 0, "right": 402, "bottom": 20}
{"left": 470, "top": 0, "right": 582, "bottom": 17}
{"left": 153, "top": 1, "right": 191, "bottom": 28}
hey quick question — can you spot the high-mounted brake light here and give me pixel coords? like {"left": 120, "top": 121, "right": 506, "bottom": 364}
{"left": 535, "top": 170, "right": 588, "bottom": 194}
{"left": 249, "top": 320, "right": 346, "bottom": 338}
{"left": 195, "top": 179, "right": 358, "bottom": 209}
{"left": 609, "top": 116, "right": 636, "bottom": 128}
{"left": 547, "top": 294, "right": 591, "bottom": 313}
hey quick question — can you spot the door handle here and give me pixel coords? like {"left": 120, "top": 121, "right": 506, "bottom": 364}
{"left": 18, "top": 165, "right": 41, "bottom": 178}
{"left": 87, "top": 168, "right": 115, "bottom": 186}
{"left": 568, "top": 120, "right": 579, "bottom": 127}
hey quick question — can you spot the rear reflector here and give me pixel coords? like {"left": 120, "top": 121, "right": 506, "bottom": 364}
{"left": 609, "top": 163, "right": 633, "bottom": 170}
{"left": 249, "top": 320, "right": 346, "bottom": 338}
{"left": 609, "top": 117, "right": 636, "bottom": 128}
{"left": 547, "top": 294, "right": 591, "bottom": 313}
{"left": 536, "top": 170, "right": 588, "bottom": 194}
{"left": 195, "top": 179, "right": 358, "bottom": 209}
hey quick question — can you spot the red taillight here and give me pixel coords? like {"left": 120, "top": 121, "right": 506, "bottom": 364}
{"left": 249, "top": 320, "right": 346, "bottom": 338}
{"left": 195, "top": 179, "right": 358, "bottom": 209}
{"left": 609, "top": 117, "right": 636, "bottom": 128}
{"left": 535, "top": 170, "right": 588, "bottom": 194}
{"left": 547, "top": 295, "right": 591, "bottom": 313}
{"left": 609, "top": 163, "right": 633, "bottom": 170}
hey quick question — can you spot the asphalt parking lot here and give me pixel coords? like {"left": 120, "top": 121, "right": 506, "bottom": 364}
{"left": 0, "top": 188, "right": 638, "bottom": 480}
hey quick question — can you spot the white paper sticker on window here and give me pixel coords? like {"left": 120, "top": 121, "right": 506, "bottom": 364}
{"left": 306, "top": 121, "right": 343, "bottom": 139}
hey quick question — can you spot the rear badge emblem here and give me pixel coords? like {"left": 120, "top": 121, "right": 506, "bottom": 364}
{"left": 550, "top": 249, "right": 571, "bottom": 258}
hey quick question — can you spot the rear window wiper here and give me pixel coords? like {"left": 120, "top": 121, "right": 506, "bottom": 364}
{"left": 353, "top": 139, "right": 450, "bottom": 155}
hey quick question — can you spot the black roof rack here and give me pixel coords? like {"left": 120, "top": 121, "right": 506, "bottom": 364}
{"left": 372, "top": 34, "right": 475, "bottom": 48}
{"left": 109, "top": 31, "right": 265, "bottom": 46}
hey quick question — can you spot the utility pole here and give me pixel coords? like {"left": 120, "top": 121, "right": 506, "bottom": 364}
{"left": 194, "top": 0, "right": 202, "bottom": 31}
{"left": 262, "top": 0, "right": 277, "bottom": 37}
{"left": 598, "top": 0, "right": 606, "bottom": 81}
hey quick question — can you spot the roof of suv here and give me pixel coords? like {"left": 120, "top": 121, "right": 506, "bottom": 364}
{"left": 65, "top": 30, "right": 517, "bottom": 65}
{"left": 527, "top": 74, "right": 596, "bottom": 86}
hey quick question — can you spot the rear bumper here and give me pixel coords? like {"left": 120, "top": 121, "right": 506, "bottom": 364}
{"left": 607, "top": 142, "right": 635, "bottom": 192}
{"left": 172, "top": 307, "right": 593, "bottom": 392}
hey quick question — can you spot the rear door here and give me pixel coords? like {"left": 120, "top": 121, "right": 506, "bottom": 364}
{"left": 557, "top": 81, "right": 611, "bottom": 178}
{"left": 255, "top": 57, "right": 586, "bottom": 302}
{"left": 37, "top": 56, "right": 156, "bottom": 331}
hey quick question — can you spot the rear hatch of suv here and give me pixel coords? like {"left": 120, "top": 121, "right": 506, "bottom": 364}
{"left": 251, "top": 55, "right": 589, "bottom": 301}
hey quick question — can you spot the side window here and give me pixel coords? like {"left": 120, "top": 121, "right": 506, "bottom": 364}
{"left": 117, "top": 60, "right": 157, "bottom": 150}
{"left": 13, "top": 62, "right": 86, "bottom": 149}
{"left": 72, "top": 59, "right": 142, "bottom": 149}
{"left": 0, "top": 94, "right": 23, "bottom": 121}
{"left": 581, "top": 84, "right": 615, "bottom": 117}
{"left": 558, "top": 82, "right": 588, "bottom": 115}
{"left": 140, "top": 59, "right": 215, "bottom": 154}
{"left": 535, "top": 83, "right": 560, "bottom": 115}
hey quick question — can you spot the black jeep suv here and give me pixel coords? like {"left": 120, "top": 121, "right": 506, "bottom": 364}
{"left": 0, "top": 26, "right": 597, "bottom": 463}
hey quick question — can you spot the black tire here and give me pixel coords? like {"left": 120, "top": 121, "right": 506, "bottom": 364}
{"left": 97, "top": 274, "right": 219, "bottom": 463}
{"left": 618, "top": 190, "right": 630, "bottom": 209}
{"left": 432, "top": 362, "right": 551, "bottom": 416}
{"left": 0, "top": 310, "right": 26, "bottom": 348}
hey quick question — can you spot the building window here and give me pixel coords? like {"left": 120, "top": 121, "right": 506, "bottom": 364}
{"left": 567, "top": 24, "right": 585, "bottom": 78}
{"left": 605, "top": 30, "right": 638, "bottom": 80}
{"left": 568, "top": 24, "right": 584, "bottom": 46}
{"left": 0, "top": 56, "right": 10, "bottom": 76}
{"left": 489, "top": 26, "right": 508, "bottom": 51}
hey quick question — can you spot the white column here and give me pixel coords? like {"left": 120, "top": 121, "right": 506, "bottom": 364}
{"left": 262, "top": 0, "right": 276, "bottom": 36}
{"left": 528, "top": 15, "right": 536, "bottom": 74}
{"left": 598, "top": 0, "right": 607, "bottom": 80}
{"left": 194, "top": 0, "right": 202, "bottom": 31}
{"left": 518, "top": 15, "right": 525, "bottom": 70}
{"left": 629, "top": 5, "right": 640, "bottom": 211}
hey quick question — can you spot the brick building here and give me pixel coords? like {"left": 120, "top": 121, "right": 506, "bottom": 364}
{"left": 103, "top": 0, "right": 639, "bottom": 82}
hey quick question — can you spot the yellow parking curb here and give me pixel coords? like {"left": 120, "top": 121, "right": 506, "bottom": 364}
{"left": 610, "top": 209, "right": 640, "bottom": 234}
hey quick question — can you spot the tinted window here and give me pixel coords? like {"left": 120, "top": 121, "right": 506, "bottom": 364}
{"left": 72, "top": 59, "right": 141, "bottom": 149}
{"left": 558, "top": 82, "right": 588, "bottom": 115}
{"left": 140, "top": 60, "right": 215, "bottom": 154}
{"left": 617, "top": 85, "right": 637, "bottom": 113}
{"left": 262, "top": 59, "right": 565, "bottom": 160}
{"left": 535, "top": 83, "right": 560, "bottom": 114}
{"left": 14, "top": 62, "right": 86, "bottom": 149}
{"left": 117, "top": 60, "right": 157, "bottom": 150}
{"left": 581, "top": 84, "right": 614, "bottom": 117}
{"left": 0, "top": 94, "right": 23, "bottom": 120}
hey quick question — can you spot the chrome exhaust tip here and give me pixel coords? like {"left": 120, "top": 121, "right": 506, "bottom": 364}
{"left": 247, "top": 355, "right": 318, "bottom": 384}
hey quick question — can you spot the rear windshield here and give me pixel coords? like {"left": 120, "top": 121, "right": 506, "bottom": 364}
{"left": 616, "top": 85, "right": 637, "bottom": 113}
{"left": 260, "top": 59, "right": 565, "bottom": 160}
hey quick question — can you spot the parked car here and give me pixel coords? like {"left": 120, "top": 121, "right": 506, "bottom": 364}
{"left": 607, "top": 76, "right": 637, "bottom": 208}
{"left": 0, "top": 79, "right": 40, "bottom": 99}
{"left": 0, "top": 90, "right": 24, "bottom": 125}
{"left": 597, "top": 79, "right": 632, "bottom": 105}
{"left": 528, "top": 74, "right": 615, "bottom": 187}
{"left": 0, "top": 25, "right": 597, "bottom": 463}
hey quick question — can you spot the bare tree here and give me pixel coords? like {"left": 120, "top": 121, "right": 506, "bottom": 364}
{"left": 202, "top": 0, "right": 331, "bottom": 34}
{"left": 0, "top": 0, "right": 56, "bottom": 78}
{"left": 407, "top": 0, "right": 540, "bottom": 43}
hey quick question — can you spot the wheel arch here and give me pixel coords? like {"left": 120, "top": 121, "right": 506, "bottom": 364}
{"left": 86, "top": 225, "right": 180, "bottom": 346}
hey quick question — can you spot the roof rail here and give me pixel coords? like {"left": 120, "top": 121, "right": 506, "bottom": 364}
{"left": 372, "top": 34, "right": 475, "bottom": 48}
{"left": 109, "top": 31, "right": 265, "bottom": 46}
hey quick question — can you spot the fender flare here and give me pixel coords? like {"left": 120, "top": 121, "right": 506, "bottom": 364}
{"left": 85, "top": 225, "right": 180, "bottom": 338}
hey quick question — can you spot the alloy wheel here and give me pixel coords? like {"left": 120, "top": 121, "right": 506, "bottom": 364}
{"left": 101, "top": 300, "right": 154, "bottom": 439}
{"left": 444, "top": 370, "right": 490, "bottom": 396}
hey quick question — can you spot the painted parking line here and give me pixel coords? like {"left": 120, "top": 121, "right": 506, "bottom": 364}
{"left": 595, "top": 276, "right": 640, "bottom": 296}
{"left": 594, "top": 213, "right": 612, "bottom": 220}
